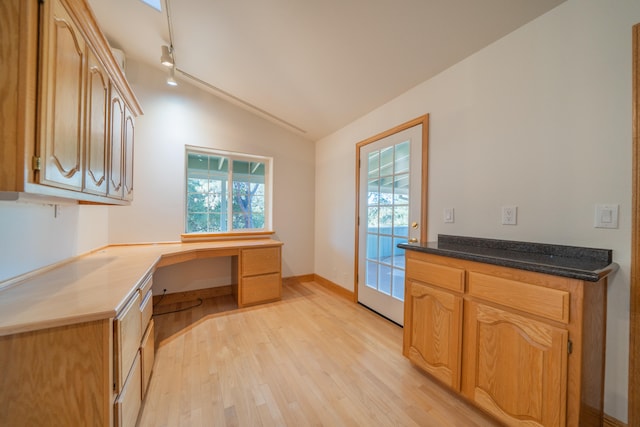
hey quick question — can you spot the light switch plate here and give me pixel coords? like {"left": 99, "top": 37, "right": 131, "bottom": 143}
{"left": 444, "top": 207, "right": 455, "bottom": 223}
{"left": 595, "top": 204, "right": 619, "bottom": 229}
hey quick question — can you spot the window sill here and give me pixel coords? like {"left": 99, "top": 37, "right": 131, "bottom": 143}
{"left": 180, "top": 231, "right": 275, "bottom": 243}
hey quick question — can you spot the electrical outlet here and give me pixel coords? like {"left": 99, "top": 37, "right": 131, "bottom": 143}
{"left": 501, "top": 206, "right": 517, "bottom": 225}
{"left": 444, "top": 207, "right": 455, "bottom": 223}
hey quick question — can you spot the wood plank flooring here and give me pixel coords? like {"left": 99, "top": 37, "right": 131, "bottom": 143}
{"left": 140, "top": 280, "right": 500, "bottom": 427}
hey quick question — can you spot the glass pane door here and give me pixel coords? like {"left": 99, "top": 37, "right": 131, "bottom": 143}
{"left": 358, "top": 124, "right": 422, "bottom": 325}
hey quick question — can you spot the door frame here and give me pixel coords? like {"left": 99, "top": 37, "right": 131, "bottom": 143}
{"left": 630, "top": 22, "right": 640, "bottom": 427}
{"left": 353, "top": 114, "right": 429, "bottom": 303}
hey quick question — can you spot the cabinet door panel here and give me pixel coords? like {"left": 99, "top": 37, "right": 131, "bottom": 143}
{"left": 40, "top": 0, "right": 85, "bottom": 190}
{"left": 464, "top": 301, "right": 568, "bottom": 427}
{"left": 84, "top": 49, "right": 108, "bottom": 194}
{"left": 407, "top": 280, "right": 462, "bottom": 389}
{"left": 123, "top": 107, "right": 135, "bottom": 200}
{"left": 108, "top": 91, "right": 124, "bottom": 198}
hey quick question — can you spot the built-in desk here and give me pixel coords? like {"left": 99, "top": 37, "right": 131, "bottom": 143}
{"left": 0, "top": 238, "right": 283, "bottom": 426}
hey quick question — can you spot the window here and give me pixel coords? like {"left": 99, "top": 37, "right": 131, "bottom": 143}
{"left": 185, "top": 146, "right": 272, "bottom": 234}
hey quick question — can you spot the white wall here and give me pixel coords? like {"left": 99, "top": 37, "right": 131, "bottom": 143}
{"left": 315, "top": 0, "right": 640, "bottom": 421}
{"left": 108, "top": 61, "right": 315, "bottom": 294}
{"left": 0, "top": 201, "right": 109, "bottom": 282}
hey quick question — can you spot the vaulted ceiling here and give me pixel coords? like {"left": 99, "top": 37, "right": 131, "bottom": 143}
{"left": 88, "top": 0, "right": 565, "bottom": 141}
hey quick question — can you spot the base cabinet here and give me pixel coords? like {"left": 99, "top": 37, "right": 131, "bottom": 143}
{"left": 0, "top": 320, "right": 112, "bottom": 426}
{"left": 0, "top": 279, "right": 156, "bottom": 427}
{"left": 403, "top": 250, "right": 607, "bottom": 427}
{"left": 233, "top": 246, "right": 282, "bottom": 307}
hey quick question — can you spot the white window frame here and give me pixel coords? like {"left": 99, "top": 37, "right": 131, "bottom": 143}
{"left": 183, "top": 145, "right": 273, "bottom": 239}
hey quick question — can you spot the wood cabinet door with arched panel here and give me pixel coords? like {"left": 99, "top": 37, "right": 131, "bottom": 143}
{"left": 405, "top": 279, "right": 462, "bottom": 390}
{"left": 84, "top": 48, "right": 109, "bottom": 195}
{"left": 38, "top": 0, "right": 85, "bottom": 191}
{"left": 462, "top": 301, "right": 568, "bottom": 427}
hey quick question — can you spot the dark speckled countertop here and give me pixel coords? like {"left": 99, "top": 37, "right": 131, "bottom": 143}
{"left": 398, "top": 234, "right": 618, "bottom": 282}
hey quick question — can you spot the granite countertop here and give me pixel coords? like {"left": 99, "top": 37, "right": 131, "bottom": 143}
{"left": 398, "top": 234, "right": 618, "bottom": 282}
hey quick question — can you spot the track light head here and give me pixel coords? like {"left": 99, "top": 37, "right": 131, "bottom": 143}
{"left": 167, "top": 66, "right": 178, "bottom": 86}
{"left": 160, "top": 45, "right": 174, "bottom": 67}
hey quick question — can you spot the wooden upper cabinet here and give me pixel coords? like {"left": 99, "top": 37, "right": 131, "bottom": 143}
{"left": 38, "top": 0, "right": 85, "bottom": 191}
{"left": 0, "top": 0, "right": 142, "bottom": 204}
{"left": 462, "top": 301, "right": 568, "bottom": 427}
{"left": 84, "top": 48, "right": 109, "bottom": 195}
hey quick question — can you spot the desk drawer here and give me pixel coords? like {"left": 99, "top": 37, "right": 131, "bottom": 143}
{"left": 114, "top": 351, "right": 141, "bottom": 427}
{"left": 139, "top": 274, "right": 153, "bottom": 298}
{"left": 140, "top": 319, "right": 155, "bottom": 398}
{"left": 241, "top": 247, "right": 280, "bottom": 276}
{"left": 114, "top": 292, "right": 142, "bottom": 392}
{"left": 241, "top": 273, "right": 281, "bottom": 306}
{"left": 140, "top": 290, "right": 153, "bottom": 331}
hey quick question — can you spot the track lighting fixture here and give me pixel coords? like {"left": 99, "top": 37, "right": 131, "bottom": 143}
{"left": 160, "top": 45, "right": 174, "bottom": 67}
{"left": 167, "top": 66, "right": 178, "bottom": 86}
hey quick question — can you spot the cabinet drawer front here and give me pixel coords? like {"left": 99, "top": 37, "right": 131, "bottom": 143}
{"left": 406, "top": 258, "right": 465, "bottom": 292}
{"left": 140, "top": 289, "right": 153, "bottom": 331}
{"left": 242, "top": 247, "right": 281, "bottom": 276}
{"left": 140, "top": 319, "right": 155, "bottom": 399}
{"left": 468, "top": 272, "right": 570, "bottom": 323}
{"left": 114, "top": 292, "right": 142, "bottom": 392}
{"left": 114, "top": 352, "right": 142, "bottom": 427}
{"left": 241, "top": 273, "right": 281, "bottom": 306}
{"left": 139, "top": 274, "right": 153, "bottom": 297}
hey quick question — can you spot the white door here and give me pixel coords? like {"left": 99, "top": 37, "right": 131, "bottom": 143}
{"left": 357, "top": 124, "right": 422, "bottom": 325}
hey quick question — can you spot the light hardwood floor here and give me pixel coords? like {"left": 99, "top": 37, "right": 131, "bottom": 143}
{"left": 141, "top": 280, "right": 500, "bottom": 427}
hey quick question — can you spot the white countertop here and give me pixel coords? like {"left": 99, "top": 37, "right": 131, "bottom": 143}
{"left": 0, "top": 239, "right": 283, "bottom": 336}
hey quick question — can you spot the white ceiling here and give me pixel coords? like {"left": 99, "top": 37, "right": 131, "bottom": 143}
{"left": 88, "top": 0, "right": 565, "bottom": 141}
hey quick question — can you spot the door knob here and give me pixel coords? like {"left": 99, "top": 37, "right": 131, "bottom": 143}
{"left": 409, "top": 238, "right": 418, "bottom": 243}
{"left": 411, "top": 222, "right": 419, "bottom": 229}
